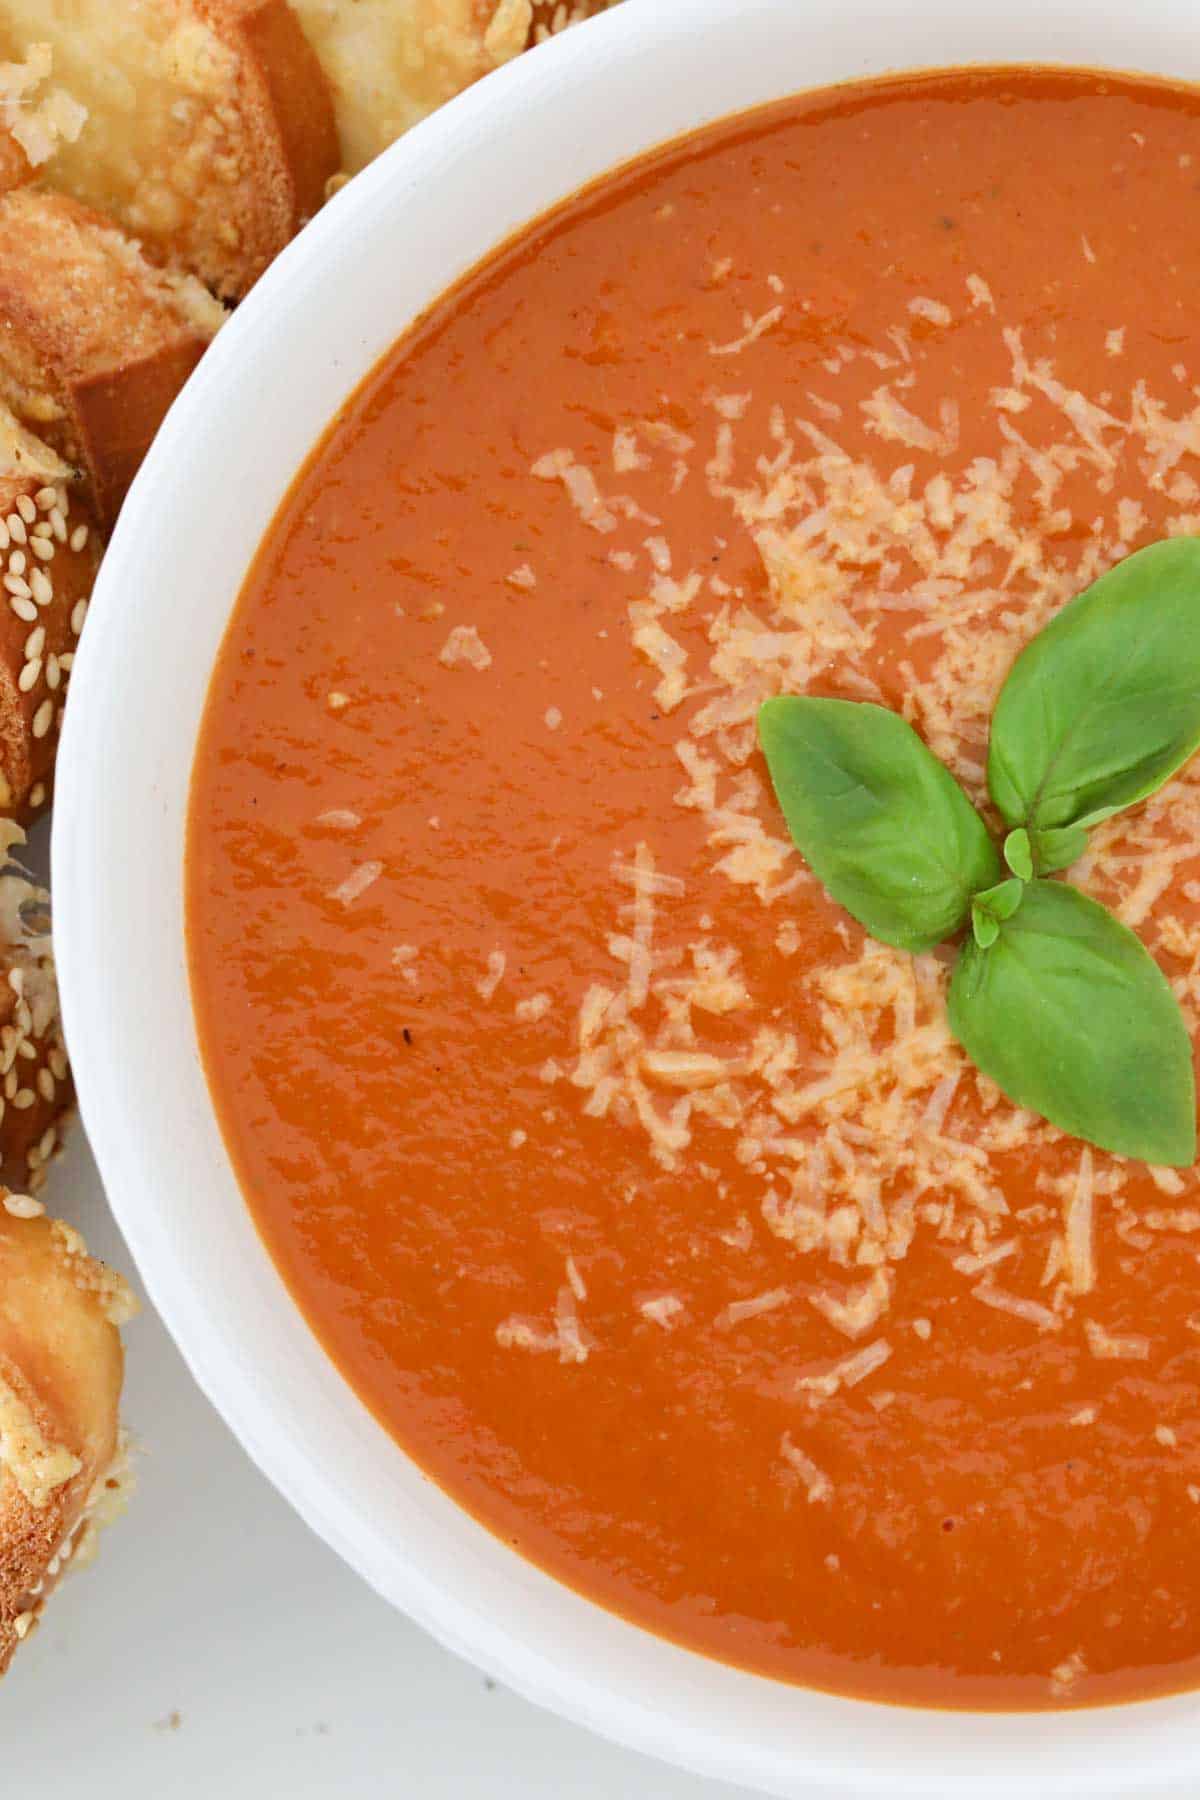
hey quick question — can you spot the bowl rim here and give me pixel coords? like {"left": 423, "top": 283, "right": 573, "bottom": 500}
{"left": 52, "top": 0, "right": 1200, "bottom": 1792}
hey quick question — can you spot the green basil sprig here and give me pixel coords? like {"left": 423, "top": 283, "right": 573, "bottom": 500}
{"left": 759, "top": 538, "right": 1200, "bottom": 1166}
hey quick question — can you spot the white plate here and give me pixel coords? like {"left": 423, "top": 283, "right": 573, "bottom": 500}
{"left": 52, "top": 0, "right": 1200, "bottom": 1792}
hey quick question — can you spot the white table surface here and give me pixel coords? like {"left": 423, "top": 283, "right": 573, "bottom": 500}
{"left": 0, "top": 1127, "right": 758, "bottom": 1798}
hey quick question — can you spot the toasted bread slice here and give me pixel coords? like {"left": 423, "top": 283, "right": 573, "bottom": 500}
{"left": 0, "top": 189, "right": 225, "bottom": 529}
{"left": 0, "top": 412, "right": 101, "bottom": 823}
{"left": 290, "top": 0, "right": 535, "bottom": 174}
{"left": 0, "top": 2, "right": 339, "bottom": 298}
{"left": 0, "top": 1208, "right": 133, "bottom": 1674}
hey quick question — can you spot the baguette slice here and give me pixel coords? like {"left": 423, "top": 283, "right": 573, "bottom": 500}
{"left": 0, "top": 1, "right": 339, "bottom": 298}
{"left": 0, "top": 412, "right": 101, "bottom": 822}
{"left": 0, "top": 1208, "right": 134, "bottom": 1674}
{"left": 0, "top": 189, "right": 225, "bottom": 529}
{"left": 289, "top": 0, "right": 535, "bottom": 174}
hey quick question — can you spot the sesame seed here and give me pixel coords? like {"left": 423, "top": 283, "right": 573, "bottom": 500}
{"left": 38, "top": 1122, "right": 55, "bottom": 1155}
{"left": 70, "top": 598, "right": 87, "bottom": 635}
{"left": 4, "top": 573, "right": 30, "bottom": 598}
{"left": 18, "top": 658, "right": 40, "bottom": 693}
{"left": 49, "top": 509, "right": 66, "bottom": 543}
{"left": 57, "top": 653, "right": 72, "bottom": 673}
{"left": 31, "top": 700, "right": 52, "bottom": 739}
{"left": 16, "top": 495, "right": 35, "bottom": 525}
{"left": 45, "top": 654, "right": 60, "bottom": 691}
{"left": 25, "top": 1145, "right": 40, "bottom": 1170}
{"left": 70, "top": 525, "right": 89, "bottom": 553}
{"left": 27, "top": 1164, "right": 43, "bottom": 1195}
{"left": 9, "top": 596, "right": 36, "bottom": 623}
{"left": 58, "top": 486, "right": 70, "bottom": 517}
{"left": 7, "top": 550, "right": 25, "bottom": 577}
{"left": 15, "top": 1000, "right": 30, "bottom": 1036}
{"left": 34, "top": 487, "right": 56, "bottom": 509}
{"left": 0, "top": 521, "right": 9, "bottom": 551}
{"left": 9, "top": 968, "right": 24, "bottom": 997}
{"left": 7, "top": 514, "right": 26, "bottom": 545}
{"left": 28, "top": 783, "right": 45, "bottom": 809}
{"left": 29, "top": 537, "right": 54, "bottom": 563}
{"left": 24, "top": 626, "right": 44, "bottom": 659}
{"left": 3, "top": 1069, "right": 15, "bottom": 1101}
{"left": 16, "top": 1039, "right": 34, "bottom": 1061}
{"left": 3, "top": 1191, "right": 42, "bottom": 1219}
{"left": 13, "top": 1612, "right": 31, "bottom": 1639}
{"left": 48, "top": 1047, "right": 67, "bottom": 1082}
{"left": 11, "top": 1086, "right": 32, "bottom": 1109}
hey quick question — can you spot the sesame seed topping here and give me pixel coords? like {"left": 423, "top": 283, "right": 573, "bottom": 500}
{"left": 11, "top": 1087, "right": 33, "bottom": 1110}
{"left": 15, "top": 1000, "right": 30, "bottom": 1036}
{"left": 24, "top": 626, "right": 44, "bottom": 659}
{"left": 33, "top": 487, "right": 56, "bottom": 509}
{"left": 70, "top": 598, "right": 87, "bottom": 636}
{"left": 45, "top": 654, "right": 60, "bottom": 691}
{"left": 7, "top": 550, "right": 25, "bottom": 577}
{"left": 49, "top": 509, "right": 66, "bottom": 543}
{"left": 3, "top": 1069, "right": 15, "bottom": 1101}
{"left": 0, "top": 521, "right": 9, "bottom": 552}
{"left": 16, "top": 495, "right": 35, "bottom": 525}
{"left": 17, "top": 658, "right": 40, "bottom": 693}
{"left": 29, "top": 537, "right": 53, "bottom": 563}
{"left": 58, "top": 486, "right": 70, "bottom": 518}
{"left": 28, "top": 783, "right": 45, "bottom": 809}
{"left": 16, "top": 1039, "right": 34, "bottom": 1061}
{"left": 31, "top": 699, "right": 52, "bottom": 739}
{"left": 38, "top": 1124, "right": 55, "bottom": 1157}
{"left": 10, "top": 596, "right": 36, "bottom": 623}
{"left": 69, "top": 524, "right": 89, "bottom": 553}
{"left": 7, "top": 514, "right": 26, "bottom": 545}
{"left": 4, "top": 573, "right": 30, "bottom": 598}
{"left": 9, "top": 968, "right": 24, "bottom": 997}
{"left": 49, "top": 1048, "right": 67, "bottom": 1081}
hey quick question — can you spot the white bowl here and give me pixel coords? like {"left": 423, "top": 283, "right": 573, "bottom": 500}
{"left": 52, "top": 0, "right": 1200, "bottom": 1792}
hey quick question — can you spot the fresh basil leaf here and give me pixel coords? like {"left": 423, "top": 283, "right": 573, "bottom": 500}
{"left": 948, "top": 879, "right": 1196, "bottom": 1165}
{"left": 1031, "top": 823, "right": 1090, "bottom": 875}
{"left": 1003, "top": 828, "right": 1033, "bottom": 882}
{"left": 971, "top": 876, "right": 1024, "bottom": 949}
{"left": 988, "top": 538, "right": 1200, "bottom": 840}
{"left": 758, "top": 696, "right": 1002, "bottom": 953}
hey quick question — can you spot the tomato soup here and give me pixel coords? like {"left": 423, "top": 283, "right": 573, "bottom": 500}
{"left": 187, "top": 69, "right": 1200, "bottom": 1708}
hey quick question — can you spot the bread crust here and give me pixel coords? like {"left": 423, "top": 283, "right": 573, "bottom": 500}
{"left": 0, "top": 421, "right": 100, "bottom": 822}
{"left": 0, "top": 190, "right": 225, "bottom": 528}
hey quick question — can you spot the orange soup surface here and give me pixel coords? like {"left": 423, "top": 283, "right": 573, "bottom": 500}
{"left": 188, "top": 69, "right": 1200, "bottom": 1707}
